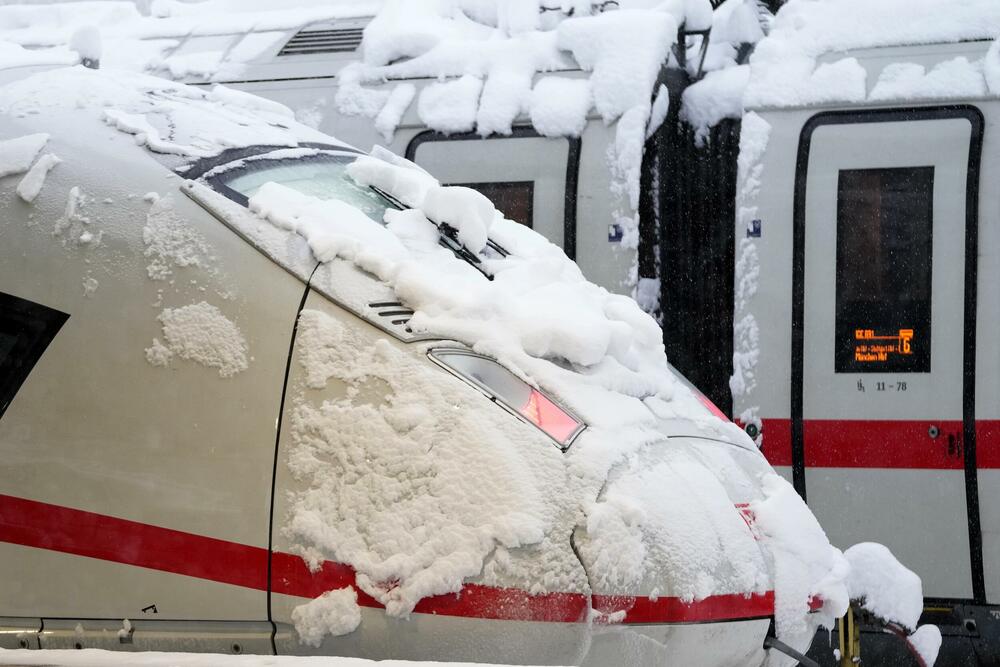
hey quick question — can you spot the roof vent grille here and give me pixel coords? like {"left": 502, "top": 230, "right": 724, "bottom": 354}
{"left": 368, "top": 301, "right": 414, "bottom": 327}
{"left": 278, "top": 28, "right": 364, "bottom": 56}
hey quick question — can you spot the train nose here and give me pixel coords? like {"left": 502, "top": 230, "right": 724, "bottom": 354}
{"left": 573, "top": 436, "right": 774, "bottom": 666}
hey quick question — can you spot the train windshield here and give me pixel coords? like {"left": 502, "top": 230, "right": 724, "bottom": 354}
{"left": 210, "top": 152, "right": 398, "bottom": 223}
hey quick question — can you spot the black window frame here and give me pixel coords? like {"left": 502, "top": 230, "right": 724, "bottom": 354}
{"left": 834, "top": 165, "right": 935, "bottom": 374}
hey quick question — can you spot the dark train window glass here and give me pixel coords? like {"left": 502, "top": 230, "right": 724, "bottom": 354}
{"left": 449, "top": 181, "right": 534, "bottom": 227}
{"left": 835, "top": 167, "right": 934, "bottom": 373}
{"left": 0, "top": 293, "right": 69, "bottom": 419}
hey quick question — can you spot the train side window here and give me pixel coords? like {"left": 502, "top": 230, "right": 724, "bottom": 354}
{"left": 834, "top": 166, "right": 934, "bottom": 373}
{"left": 0, "top": 293, "right": 69, "bottom": 419}
{"left": 448, "top": 181, "right": 534, "bottom": 227}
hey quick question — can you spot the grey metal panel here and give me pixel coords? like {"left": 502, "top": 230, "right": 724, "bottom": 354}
{"left": 806, "top": 468, "right": 972, "bottom": 599}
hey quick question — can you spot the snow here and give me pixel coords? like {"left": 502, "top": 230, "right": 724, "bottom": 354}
{"left": 0, "top": 648, "right": 554, "bottom": 667}
{"left": 15, "top": 152, "right": 61, "bottom": 203}
{"left": 286, "top": 309, "right": 573, "bottom": 616}
{"left": 608, "top": 104, "right": 648, "bottom": 232}
{"left": 335, "top": 81, "right": 391, "bottom": 119}
{"left": 117, "top": 618, "right": 132, "bottom": 641}
{"left": 373, "top": 83, "right": 416, "bottom": 142}
{"left": 346, "top": 155, "right": 438, "bottom": 209}
{"left": 150, "top": 302, "right": 248, "bottom": 378}
{"left": 711, "top": 0, "right": 765, "bottom": 46}
{"left": 421, "top": 186, "right": 496, "bottom": 253}
{"left": 82, "top": 275, "right": 100, "bottom": 297}
{"left": 0, "top": 133, "right": 48, "bottom": 179}
{"left": 577, "top": 442, "right": 769, "bottom": 601}
{"left": 528, "top": 77, "right": 592, "bottom": 138}
{"left": 869, "top": 57, "right": 987, "bottom": 102}
{"left": 475, "top": 45, "right": 533, "bottom": 137}
{"left": 746, "top": 0, "right": 1000, "bottom": 109}
{"left": 750, "top": 475, "right": 849, "bottom": 653}
{"left": 645, "top": 83, "right": 669, "bottom": 139}
{"left": 0, "top": 68, "right": 335, "bottom": 161}
{"left": 417, "top": 75, "right": 483, "bottom": 136}
{"left": 53, "top": 185, "right": 100, "bottom": 246}
{"left": 909, "top": 624, "right": 943, "bottom": 667}
{"left": 634, "top": 276, "right": 660, "bottom": 316}
{"left": 249, "top": 182, "right": 405, "bottom": 268}
{"left": 207, "top": 84, "right": 294, "bottom": 119}
{"left": 843, "top": 542, "right": 923, "bottom": 631}
{"left": 68, "top": 24, "right": 101, "bottom": 64}
{"left": 680, "top": 65, "right": 749, "bottom": 144}
{"left": 986, "top": 40, "right": 1000, "bottom": 95}
{"left": 142, "top": 194, "right": 214, "bottom": 281}
{"left": 729, "top": 111, "right": 768, "bottom": 419}
{"left": 291, "top": 587, "right": 363, "bottom": 647}
{"left": 557, "top": 10, "right": 675, "bottom": 124}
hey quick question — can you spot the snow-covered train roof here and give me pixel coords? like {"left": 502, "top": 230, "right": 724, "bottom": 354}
{"left": 0, "top": 0, "right": 380, "bottom": 83}
{"left": 746, "top": 0, "right": 1000, "bottom": 110}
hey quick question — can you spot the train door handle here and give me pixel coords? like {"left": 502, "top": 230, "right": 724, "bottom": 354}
{"left": 946, "top": 431, "right": 963, "bottom": 459}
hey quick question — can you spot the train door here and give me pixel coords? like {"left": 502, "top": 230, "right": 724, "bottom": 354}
{"left": 794, "top": 108, "right": 983, "bottom": 600}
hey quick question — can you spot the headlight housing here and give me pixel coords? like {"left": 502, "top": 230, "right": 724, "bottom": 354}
{"left": 429, "top": 349, "right": 584, "bottom": 449}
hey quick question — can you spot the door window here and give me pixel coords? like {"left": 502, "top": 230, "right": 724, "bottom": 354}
{"left": 835, "top": 166, "right": 934, "bottom": 373}
{"left": 449, "top": 181, "right": 535, "bottom": 228}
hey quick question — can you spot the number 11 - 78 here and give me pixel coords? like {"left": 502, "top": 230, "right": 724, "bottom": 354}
{"left": 875, "top": 382, "right": 907, "bottom": 391}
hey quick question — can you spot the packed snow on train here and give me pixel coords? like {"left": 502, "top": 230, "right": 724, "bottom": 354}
{"left": 0, "top": 64, "right": 932, "bottom": 666}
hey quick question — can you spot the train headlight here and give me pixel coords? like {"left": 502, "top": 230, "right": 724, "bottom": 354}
{"left": 428, "top": 349, "right": 584, "bottom": 448}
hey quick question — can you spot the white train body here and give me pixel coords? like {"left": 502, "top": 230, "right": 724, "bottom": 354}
{"left": 0, "top": 66, "right": 841, "bottom": 665}
{"left": 734, "top": 34, "right": 1000, "bottom": 649}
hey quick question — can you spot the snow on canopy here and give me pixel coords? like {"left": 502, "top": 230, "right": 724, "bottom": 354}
{"left": 746, "top": 0, "right": 1000, "bottom": 109}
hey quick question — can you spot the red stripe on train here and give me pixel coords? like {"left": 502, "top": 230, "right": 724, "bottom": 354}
{"left": 0, "top": 494, "right": 774, "bottom": 624}
{"left": 756, "top": 418, "right": 1000, "bottom": 469}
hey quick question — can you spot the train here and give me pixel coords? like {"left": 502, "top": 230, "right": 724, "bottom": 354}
{"left": 734, "top": 24, "right": 1000, "bottom": 664}
{"left": 0, "top": 65, "right": 848, "bottom": 666}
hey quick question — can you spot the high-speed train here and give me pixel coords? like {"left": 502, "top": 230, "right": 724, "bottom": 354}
{"left": 0, "top": 65, "right": 843, "bottom": 666}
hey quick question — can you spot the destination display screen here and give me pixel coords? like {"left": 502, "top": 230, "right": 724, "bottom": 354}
{"left": 834, "top": 167, "right": 933, "bottom": 373}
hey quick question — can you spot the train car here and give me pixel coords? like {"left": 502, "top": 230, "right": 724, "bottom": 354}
{"left": 0, "top": 65, "right": 855, "bottom": 666}
{"left": 733, "top": 8, "right": 1000, "bottom": 662}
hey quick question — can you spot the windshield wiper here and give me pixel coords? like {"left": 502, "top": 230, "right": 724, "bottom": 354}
{"left": 369, "top": 185, "right": 509, "bottom": 279}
